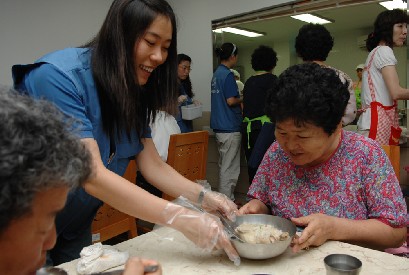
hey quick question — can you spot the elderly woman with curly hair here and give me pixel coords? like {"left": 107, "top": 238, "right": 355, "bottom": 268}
{"left": 241, "top": 45, "right": 278, "bottom": 184}
{"left": 238, "top": 63, "right": 407, "bottom": 253}
{"left": 295, "top": 23, "right": 356, "bottom": 126}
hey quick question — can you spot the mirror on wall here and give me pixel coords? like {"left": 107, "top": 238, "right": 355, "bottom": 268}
{"left": 211, "top": 0, "right": 408, "bottom": 126}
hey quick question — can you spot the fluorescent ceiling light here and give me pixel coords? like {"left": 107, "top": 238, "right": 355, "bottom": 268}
{"left": 379, "top": 0, "right": 407, "bottom": 10}
{"left": 291, "top": 13, "right": 332, "bottom": 24}
{"left": 213, "top": 27, "right": 264, "bottom": 37}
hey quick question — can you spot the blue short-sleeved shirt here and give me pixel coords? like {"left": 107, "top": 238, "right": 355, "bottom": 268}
{"left": 12, "top": 47, "right": 150, "bottom": 239}
{"left": 210, "top": 64, "right": 241, "bottom": 132}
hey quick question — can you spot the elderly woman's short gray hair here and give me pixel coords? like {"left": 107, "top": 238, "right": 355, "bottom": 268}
{"left": 0, "top": 87, "right": 92, "bottom": 235}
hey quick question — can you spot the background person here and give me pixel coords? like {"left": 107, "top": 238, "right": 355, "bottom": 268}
{"left": 241, "top": 45, "right": 278, "bottom": 184}
{"left": 12, "top": 0, "right": 239, "bottom": 266}
{"left": 353, "top": 63, "right": 365, "bottom": 111}
{"left": 176, "top": 53, "right": 200, "bottom": 133}
{"left": 211, "top": 42, "right": 242, "bottom": 203}
{"left": 352, "top": 63, "right": 365, "bottom": 124}
{"left": 238, "top": 63, "right": 407, "bottom": 252}
{"left": 295, "top": 23, "right": 357, "bottom": 126}
{"left": 357, "top": 9, "right": 409, "bottom": 145}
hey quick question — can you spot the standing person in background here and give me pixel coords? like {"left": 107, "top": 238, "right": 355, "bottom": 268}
{"left": 353, "top": 64, "right": 365, "bottom": 111}
{"left": 0, "top": 88, "right": 162, "bottom": 275}
{"left": 176, "top": 53, "right": 200, "bottom": 133}
{"left": 352, "top": 63, "right": 365, "bottom": 124}
{"left": 357, "top": 9, "right": 408, "bottom": 145}
{"left": 12, "top": 0, "right": 239, "bottom": 266}
{"left": 211, "top": 42, "right": 242, "bottom": 203}
{"left": 242, "top": 45, "right": 278, "bottom": 184}
{"left": 295, "top": 23, "right": 357, "bottom": 126}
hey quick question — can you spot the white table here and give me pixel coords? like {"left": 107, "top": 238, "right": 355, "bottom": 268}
{"left": 59, "top": 227, "right": 409, "bottom": 274}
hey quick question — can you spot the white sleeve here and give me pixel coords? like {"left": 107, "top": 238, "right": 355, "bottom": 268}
{"left": 374, "top": 46, "right": 397, "bottom": 70}
{"left": 151, "top": 111, "right": 181, "bottom": 161}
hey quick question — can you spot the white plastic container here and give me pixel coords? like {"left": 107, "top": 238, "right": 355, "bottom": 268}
{"left": 181, "top": 104, "right": 202, "bottom": 120}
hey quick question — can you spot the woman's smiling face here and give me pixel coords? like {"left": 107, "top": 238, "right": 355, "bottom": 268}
{"left": 275, "top": 119, "right": 341, "bottom": 167}
{"left": 134, "top": 15, "right": 172, "bottom": 85}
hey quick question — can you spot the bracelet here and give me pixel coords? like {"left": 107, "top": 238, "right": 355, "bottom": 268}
{"left": 197, "top": 188, "right": 207, "bottom": 205}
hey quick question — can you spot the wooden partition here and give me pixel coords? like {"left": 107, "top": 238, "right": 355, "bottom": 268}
{"left": 163, "top": 130, "right": 209, "bottom": 201}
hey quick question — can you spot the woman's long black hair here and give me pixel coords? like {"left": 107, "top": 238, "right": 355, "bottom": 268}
{"left": 84, "top": 0, "right": 178, "bottom": 140}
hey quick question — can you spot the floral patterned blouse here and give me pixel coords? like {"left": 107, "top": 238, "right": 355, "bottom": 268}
{"left": 248, "top": 130, "right": 407, "bottom": 227}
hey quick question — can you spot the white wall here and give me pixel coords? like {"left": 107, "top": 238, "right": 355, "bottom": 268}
{"left": 0, "top": 0, "right": 113, "bottom": 85}
{"left": 167, "top": 0, "right": 293, "bottom": 111}
{"left": 0, "top": 0, "right": 291, "bottom": 108}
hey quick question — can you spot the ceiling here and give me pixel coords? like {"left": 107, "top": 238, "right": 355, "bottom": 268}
{"left": 212, "top": 1, "right": 389, "bottom": 49}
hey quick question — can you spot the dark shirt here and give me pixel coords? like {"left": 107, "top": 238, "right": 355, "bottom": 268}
{"left": 243, "top": 73, "right": 277, "bottom": 127}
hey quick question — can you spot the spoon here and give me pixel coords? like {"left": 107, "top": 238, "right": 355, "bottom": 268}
{"left": 216, "top": 210, "right": 245, "bottom": 243}
{"left": 90, "top": 265, "right": 159, "bottom": 274}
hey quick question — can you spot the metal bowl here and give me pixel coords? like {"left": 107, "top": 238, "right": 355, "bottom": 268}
{"left": 324, "top": 254, "right": 362, "bottom": 275}
{"left": 231, "top": 214, "right": 296, "bottom": 260}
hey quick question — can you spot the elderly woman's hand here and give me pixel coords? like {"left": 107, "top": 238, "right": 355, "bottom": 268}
{"left": 123, "top": 257, "right": 162, "bottom": 275}
{"left": 237, "top": 199, "right": 269, "bottom": 215}
{"left": 291, "top": 213, "right": 336, "bottom": 252}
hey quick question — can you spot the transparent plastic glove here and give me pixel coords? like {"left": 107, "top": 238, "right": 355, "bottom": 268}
{"left": 200, "top": 187, "right": 238, "bottom": 222}
{"left": 162, "top": 202, "right": 241, "bottom": 266}
{"left": 178, "top": 95, "right": 188, "bottom": 103}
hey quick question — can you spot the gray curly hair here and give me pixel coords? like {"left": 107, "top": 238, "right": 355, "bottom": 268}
{"left": 0, "top": 87, "right": 92, "bottom": 234}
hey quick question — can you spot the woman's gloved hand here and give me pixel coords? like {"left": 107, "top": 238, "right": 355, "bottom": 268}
{"left": 162, "top": 203, "right": 241, "bottom": 266}
{"left": 200, "top": 187, "right": 238, "bottom": 222}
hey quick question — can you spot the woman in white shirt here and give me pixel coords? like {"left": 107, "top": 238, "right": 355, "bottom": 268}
{"left": 357, "top": 9, "right": 408, "bottom": 145}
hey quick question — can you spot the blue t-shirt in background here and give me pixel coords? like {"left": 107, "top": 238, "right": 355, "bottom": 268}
{"left": 210, "top": 64, "right": 241, "bottom": 132}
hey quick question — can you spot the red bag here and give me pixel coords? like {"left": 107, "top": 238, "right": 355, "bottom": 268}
{"left": 366, "top": 47, "right": 401, "bottom": 145}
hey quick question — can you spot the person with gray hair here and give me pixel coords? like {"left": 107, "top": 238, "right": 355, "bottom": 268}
{"left": 0, "top": 87, "right": 163, "bottom": 275}
{"left": 0, "top": 87, "right": 92, "bottom": 274}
